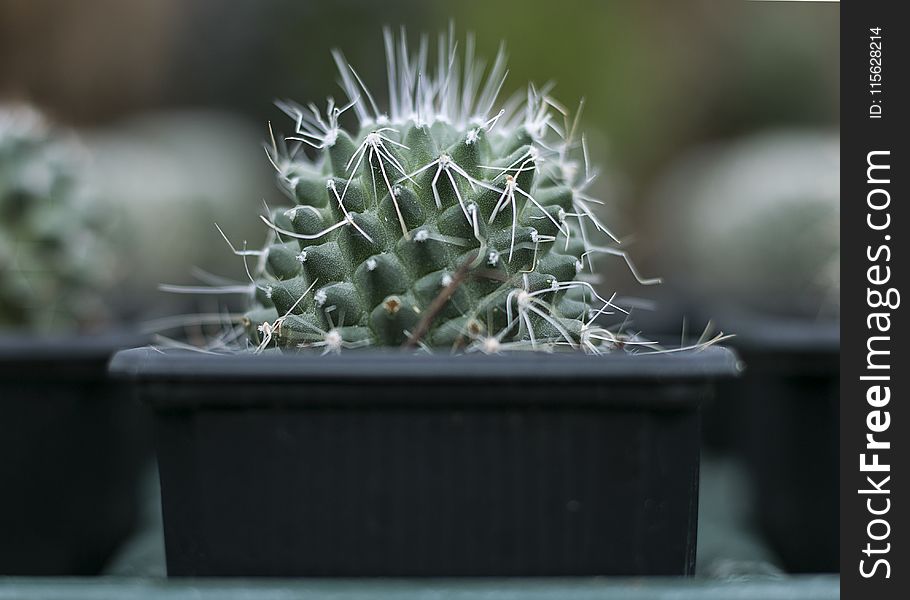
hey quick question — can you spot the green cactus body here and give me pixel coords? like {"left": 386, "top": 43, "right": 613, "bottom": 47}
{"left": 240, "top": 29, "right": 658, "bottom": 354}
{"left": 0, "top": 106, "right": 110, "bottom": 331}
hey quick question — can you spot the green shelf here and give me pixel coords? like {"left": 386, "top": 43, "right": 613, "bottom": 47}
{"left": 0, "top": 575, "right": 839, "bottom": 600}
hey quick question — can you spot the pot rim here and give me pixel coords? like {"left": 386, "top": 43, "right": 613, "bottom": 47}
{"left": 109, "top": 345, "right": 740, "bottom": 384}
{"left": 0, "top": 331, "right": 148, "bottom": 380}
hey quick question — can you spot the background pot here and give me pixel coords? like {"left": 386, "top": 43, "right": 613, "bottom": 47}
{"left": 111, "top": 347, "right": 739, "bottom": 577}
{"left": 710, "top": 311, "right": 839, "bottom": 573}
{"left": 0, "top": 333, "right": 152, "bottom": 575}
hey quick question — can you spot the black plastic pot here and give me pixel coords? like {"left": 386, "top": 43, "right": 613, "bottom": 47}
{"left": 711, "top": 313, "right": 839, "bottom": 573}
{"left": 110, "top": 347, "right": 739, "bottom": 577}
{"left": 0, "top": 333, "right": 152, "bottom": 575}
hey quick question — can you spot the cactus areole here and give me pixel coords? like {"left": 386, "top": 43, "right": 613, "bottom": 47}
{"left": 240, "top": 28, "right": 659, "bottom": 354}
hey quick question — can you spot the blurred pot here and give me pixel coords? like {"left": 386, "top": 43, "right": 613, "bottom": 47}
{"left": 0, "top": 332, "right": 152, "bottom": 574}
{"left": 709, "top": 309, "right": 838, "bottom": 573}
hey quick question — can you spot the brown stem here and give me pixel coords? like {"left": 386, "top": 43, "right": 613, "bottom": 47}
{"left": 402, "top": 252, "right": 478, "bottom": 349}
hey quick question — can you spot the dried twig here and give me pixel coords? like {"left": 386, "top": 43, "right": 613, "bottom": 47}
{"left": 403, "top": 252, "right": 479, "bottom": 349}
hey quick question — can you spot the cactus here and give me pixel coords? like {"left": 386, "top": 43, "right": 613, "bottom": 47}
{"left": 0, "top": 105, "right": 110, "bottom": 331}
{"left": 652, "top": 130, "right": 839, "bottom": 317}
{"left": 235, "top": 28, "right": 660, "bottom": 354}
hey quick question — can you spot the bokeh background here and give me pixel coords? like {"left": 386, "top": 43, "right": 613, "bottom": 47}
{"left": 1, "top": 0, "right": 839, "bottom": 323}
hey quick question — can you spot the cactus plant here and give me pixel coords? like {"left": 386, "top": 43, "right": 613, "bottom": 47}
{"left": 651, "top": 130, "right": 839, "bottom": 317}
{"left": 0, "top": 105, "right": 110, "bottom": 331}
{"left": 232, "top": 28, "right": 661, "bottom": 354}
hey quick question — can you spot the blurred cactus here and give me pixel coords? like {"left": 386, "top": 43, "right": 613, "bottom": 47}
{"left": 229, "top": 28, "right": 660, "bottom": 354}
{"left": 0, "top": 105, "right": 111, "bottom": 331}
{"left": 651, "top": 130, "right": 839, "bottom": 317}
{"left": 83, "top": 110, "right": 275, "bottom": 320}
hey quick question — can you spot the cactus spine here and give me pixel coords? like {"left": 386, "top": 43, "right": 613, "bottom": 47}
{"left": 239, "top": 28, "right": 658, "bottom": 353}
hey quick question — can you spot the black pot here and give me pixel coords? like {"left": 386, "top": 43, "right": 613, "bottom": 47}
{"left": 110, "top": 347, "right": 739, "bottom": 577}
{"left": 0, "top": 333, "right": 153, "bottom": 575}
{"left": 708, "top": 311, "right": 839, "bottom": 573}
